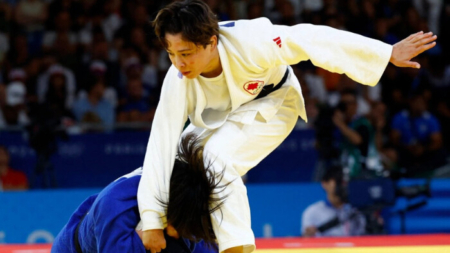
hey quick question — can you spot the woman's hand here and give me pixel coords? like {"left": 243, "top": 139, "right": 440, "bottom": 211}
{"left": 390, "top": 31, "right": 437, "bottom": 69}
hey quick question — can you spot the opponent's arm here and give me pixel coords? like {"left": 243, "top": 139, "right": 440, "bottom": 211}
{"left": 138, "top": 66, "right": 189, "bottom": 252}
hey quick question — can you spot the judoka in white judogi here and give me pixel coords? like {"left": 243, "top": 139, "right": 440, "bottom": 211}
{"left": 138, "top": 16, "right": 424, "bottom": 252}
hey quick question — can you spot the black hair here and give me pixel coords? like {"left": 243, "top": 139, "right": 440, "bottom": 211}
{"left": 153, "top": 0, "right": 219, "bottom": 49}
{"left": 161, "top": 134, "right": 228, "bottom": 245}
{"left": 321, "top": 167, "right": 343, "bottom": 183}
{"left": 321, "top": 167, "right": 348, "bottom": 202}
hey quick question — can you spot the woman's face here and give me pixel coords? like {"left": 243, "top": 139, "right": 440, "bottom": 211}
{"left": 165, "top": 33, "right": 216, "bottom": 79}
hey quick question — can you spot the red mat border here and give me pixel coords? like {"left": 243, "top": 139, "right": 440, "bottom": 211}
{"left": 255, "top": 234, "right": 450, "bottom": 249}
{"left": 0, "top": 234, "right": 449, "bottom": 252}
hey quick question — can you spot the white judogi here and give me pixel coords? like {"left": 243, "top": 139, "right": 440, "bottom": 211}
{"left": 138, "top": 17, "right": 392, "bottom": 253}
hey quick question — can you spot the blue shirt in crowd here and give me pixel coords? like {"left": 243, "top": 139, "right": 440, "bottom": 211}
{"left": 391, "top": 110, "right": 441, "bottom": 145}
{"left": 72, "top": 98, "right": 115, "bottom": 128}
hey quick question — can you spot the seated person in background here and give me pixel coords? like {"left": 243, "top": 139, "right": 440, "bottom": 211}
{"left": 52, "top": 134, "right": 221, "bottom": 253}
{"left": 117, "top": 78, "right": 155, "bottom": 123}
{"left": 332, "top": 89, "right": 383, "bottom": 179}
{"left": 390, "top": 93, "right": 447, "bottom": 178}
{"left": 0, "top": 145, "right": 29, "bottom": 190}
{"left": 0, "top": 81, "right": 30, "bottom": 128}
{"left": 302, "top": 168, "right": 365, "bottom": 237}
{"left": 72, "top": 77, "right": 115, "bottom": 129}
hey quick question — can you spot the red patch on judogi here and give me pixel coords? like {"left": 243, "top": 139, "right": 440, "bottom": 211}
{"left": 243, "top": 80, "right": 264, "bottom": 95}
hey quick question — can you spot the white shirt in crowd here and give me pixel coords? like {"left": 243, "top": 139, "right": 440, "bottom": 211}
{"left": 302, "top": 200, "right": 366, "bottom": 237}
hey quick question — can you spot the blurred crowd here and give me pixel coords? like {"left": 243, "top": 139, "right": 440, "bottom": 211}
{"left": 0, "top": 0, "right": 449, "bottom": 187}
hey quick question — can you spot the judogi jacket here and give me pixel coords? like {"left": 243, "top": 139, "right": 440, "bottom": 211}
{"left": 138, "top": 17, "right": 392, "bottom": 230}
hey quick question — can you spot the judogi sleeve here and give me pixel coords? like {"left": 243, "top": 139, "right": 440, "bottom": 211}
{"left": 243, "top": 18, "right": 392, "bottom": 86}
{"left": 138, "top": 66, "right": 189, "bottom": 230}
{"left": 94, "top": 195, "right": 146, "bottom": 252}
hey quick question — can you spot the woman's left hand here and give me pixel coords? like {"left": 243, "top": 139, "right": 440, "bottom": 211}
{"left": 390, "top": 31, "right": 437, "bottom": 69}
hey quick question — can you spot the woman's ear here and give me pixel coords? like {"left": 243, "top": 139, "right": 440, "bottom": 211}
{"left": 210, "top": 35, "right": 218, "bottom": 50}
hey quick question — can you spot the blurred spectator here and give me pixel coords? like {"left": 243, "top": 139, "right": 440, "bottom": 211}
{"left": 423, "top": 55, "right": 450, "bottom": 101}
{"left": 77, "top": 60, "right": 118, "bottom": 108}
{"left": 14, "top": 0, "right": 48, "bottom": 55}
{"left": 42, "top": 11, "right": 77, "bottom": 53}
{"left": 0, "top": 81, "right": 29, "bottom": 128}
{"left": 46, "top": 0, "right": 84, "bottom": 31}
{"left": 367, "top": 101, "right": 400, "bottom": 174}
{"left": 204, "top": 0, "right": 235, "bottom": 21}
{"left": 79, "top": 29, "right": 122, "bottom": 89}
{"left": 40, "top": 11, "right": 78, "bottom": 70}
{"left": 114, "top": 4, "right": 154, "bottom": 49}
{"left": 38, "top": 67, "right": 74, "bottom": 122}
{"left": 23, "top": 58, "right": 40, "bottom": 104}
{"left": 368, "top": 102, "right": 387, "bottom": 151}
{"left": 8, "top": 68, "right": 27, "bottom": 83}
{"left": 101, "top": 0, "right": 122, "bottom": 42}
{"left": 302, "top": 168, "right": 365, "bottom": 237}
{"left": 7, "top": 34, "right": 30, "bottom": 67}
{"left": 328, "top": 77, "right": 371, "bottom": 117}
{"left": 117, "top": 78, "right": 154, "bottom": 123}
{"left": 128, "top": 27, "right": 151, "bottom": 62}
{"left": 380, "top": 65, "right": 407, "bottom": 114}
{"left": 390, "top": 93, "right": 447, "bottom": 177}
{"left": 332, "top": 89, "right": 383, "bottom": 179}
{"left": 119, "top": 54, "right": 145, "bottom": 91}
{"left": 265, "top": 0, "right": 303, "bottom": 24}
{"left": 0, "top": 30, "right": 9, "bottom": 64}
{"left": 0, "top": 145, "right": 28, "bottom": 190}
{"left": 440, "top": 2, "right": 450, "bottom": 62}
{"left": 246, "top": 0, "right": 264, "bottom": 20}
{"left": 316, "top": 66, "right": 342, "bottom": 93}
{"left": 72, "top": 77, "right": 115, "bottom": 128}
{"left": 293, "top": 65, "right": 321, "bottom": 129}
{"left": 0, "top": 2, "right": 13, "bottom": 34}
{"left": 142, "top": 49, "right": 161, "bottom": 94}
{"left": 37, "top": 63, "right": 76, "bottom": 109}
{"left": 78, "top": 0, "right": 122, "bottom": 46}
{"left": 412, "top": 0, "right": 443, "bottom": 35}
{"left": 0, "top": 83, "right": 5, "bottom": 127}
{"left": 373, "top": 18, "right": 400, "bottom": 45}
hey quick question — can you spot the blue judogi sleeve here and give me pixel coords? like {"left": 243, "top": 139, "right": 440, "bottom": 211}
{"left": 82, "top": 175, "right": 146, "bottom": 252}
{"left": 51, "top": 194, "right": 98, "bottom": 253}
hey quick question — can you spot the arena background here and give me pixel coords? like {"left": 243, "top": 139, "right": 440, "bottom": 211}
{"left": 0, "top": 0, "right": 449, "bottom": 252}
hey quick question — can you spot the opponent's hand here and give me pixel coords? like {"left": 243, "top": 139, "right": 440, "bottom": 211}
{"left": 142, "top": 229, "right": 166, "bottom": 253}
{"left": 390, "top": 31, "right": 437, "bottom": 69}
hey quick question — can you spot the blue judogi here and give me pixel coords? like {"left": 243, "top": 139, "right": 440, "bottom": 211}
{"left": 52, "top": 168, "right": 217, "bottom": 253}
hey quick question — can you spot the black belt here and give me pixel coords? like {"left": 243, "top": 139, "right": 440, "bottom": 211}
{"left": 256, "top": 68, "right": 289, "bottom": 99}
{"left": 74, "top": 214, "right": 86, "bottom": 253}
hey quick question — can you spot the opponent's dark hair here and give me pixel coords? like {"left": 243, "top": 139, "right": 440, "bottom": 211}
{"left": 152, "top": 0, "right": 219, "bottom": 49}
{"left": 161, "top": 133, "right": 227, "bottom": 245}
